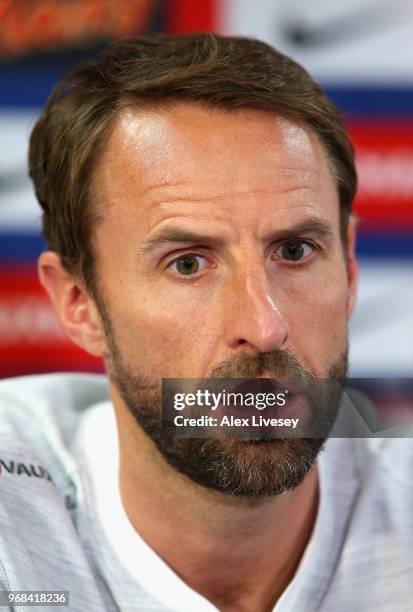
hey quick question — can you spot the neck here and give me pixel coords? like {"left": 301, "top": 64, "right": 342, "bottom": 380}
{"left": 115, "top": 401, "right": 319, "bottom": 612}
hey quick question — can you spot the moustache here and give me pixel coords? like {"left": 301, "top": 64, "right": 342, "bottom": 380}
{"left": 208, "top": 348, "right": 314, "bottom": 383}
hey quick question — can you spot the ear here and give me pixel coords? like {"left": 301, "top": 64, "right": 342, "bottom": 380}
{"left": 346, "top": 214, "right": 358, "bottom": 319}
{"left": 38, "top": 251, "right": 106, "bottom": 357}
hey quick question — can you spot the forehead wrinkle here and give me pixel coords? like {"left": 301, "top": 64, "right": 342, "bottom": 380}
{"left": 143, "top": 160, "right": 322, "bottom": 200}
{"left": 145, "top": 186, "right": 316, "bottom": 212}
{"left": 143, "top": 196, "right": 338, "bottom": 248}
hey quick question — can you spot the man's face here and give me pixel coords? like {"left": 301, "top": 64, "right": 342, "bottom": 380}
{"left": 91, "top": 103, "right": 357, "bottom": 496}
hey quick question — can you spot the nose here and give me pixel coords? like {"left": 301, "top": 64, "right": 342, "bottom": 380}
{"left": 223, "top": 266, "right": 289, "bottom": 354}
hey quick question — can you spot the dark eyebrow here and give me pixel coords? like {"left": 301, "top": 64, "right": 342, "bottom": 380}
{"left": 140, "top": 229, "right": 226, "bottom": 256}
{"left": 140, "top": 217, "right": 334, "bottom": 257}
{"left": 262, "top": 218, "right": 335, "bottom": 243}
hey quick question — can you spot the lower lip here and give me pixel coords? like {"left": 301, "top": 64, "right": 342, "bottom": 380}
{"left": 218, "top": 392, "right": 308, "bottom": 421}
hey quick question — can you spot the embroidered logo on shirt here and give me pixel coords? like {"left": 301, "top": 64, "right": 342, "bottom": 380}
{"left": 0, "top": 458, "right": 53, "bottom": 481}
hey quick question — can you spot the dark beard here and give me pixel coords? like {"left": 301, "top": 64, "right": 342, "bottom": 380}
{"left": 104, "top": 321, "right": 348, "bottom": 497}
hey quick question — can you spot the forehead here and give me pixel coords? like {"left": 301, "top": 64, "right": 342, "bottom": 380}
{"left": 92, "top": 102, "right": 339, "bottom": 233}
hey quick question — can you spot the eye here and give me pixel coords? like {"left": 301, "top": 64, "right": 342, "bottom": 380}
{"left": 275, "top": 240, "right": 314, "bottom": 262}
{"left": 168, "top": 254, "right": 207, "bottom": 276}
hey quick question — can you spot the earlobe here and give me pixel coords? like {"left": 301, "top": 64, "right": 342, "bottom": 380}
{"left": 38, "top": 251, "right": 106, "bottom": 357}
{"left": 346, "top": 215, "right": 358, "bottom": 319}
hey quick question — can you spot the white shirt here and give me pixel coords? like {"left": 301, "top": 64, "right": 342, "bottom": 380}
{"left": 0, "top": 373, "right": 412, "bottom": 611}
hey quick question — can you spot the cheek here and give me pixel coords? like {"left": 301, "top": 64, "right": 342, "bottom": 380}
{"left": 107, "top": 286, "right": 215, "bottom": 376}
{"left": 284, "top": 266, "right": 349, "bottom": 374}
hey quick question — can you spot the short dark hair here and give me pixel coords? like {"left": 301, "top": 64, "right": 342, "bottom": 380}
{"left": 29, "top": 32, "right": 357, "bottom": 294}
